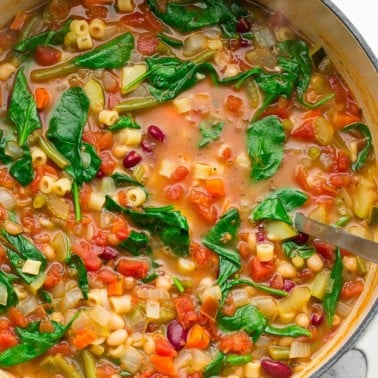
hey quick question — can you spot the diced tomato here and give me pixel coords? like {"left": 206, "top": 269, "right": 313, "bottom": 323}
{"left": 263, "top": 97, "right": 292, "bottom": 119}
{"left": 224, "top": 95, "right": 244, "bottom": 117}
{"left": 336, "top": 150, "right": 350, "bottom": 172}
{"left": 119, "top": 9, "right": 162, "bottom": 32}
{"left": 269, "top": 273, "right": 284, "bottom": 290}
{"left": 155, "top": 337, "right": 177, "bottom": 357}
{"left": 187, "top": 187, "right": 218, "bottom": 224}
{"left": 294, "top": 166, "right": 309, "bottom": 191}
{"left": 97, "top": 268, "right": 118, "bottom": 284}
{"left": 330, "top": 174, "right": 351, "bottom": 188}
{"left": 111, "top": 215, "right": 129, "bottom": 241}
{"left": 83, "top": 0, "right": 113, "bottom": 6}
{"left": 249, "top": 256, "right": 275, "bottom": 282}
{"left": 72, "top": 241, "right": 103, "bottom": 271}
{"left": 137, "top": 32, "right": 159, "bottom": 55}
{"left": 0, "top": 169, "right": 16, "bottom": 190}
{"left": 291, "top": 120, "right": 315, "bottom": 141}
{"left": 107, "top": 91, "right": 121, "bottom": 109}
{"left": 174, "top": 295, "right": 198, "bottom": 329}
{"left": 332, "top": 111, "right": 361, "bottom": 128}
{"left": 99, "top": 151, "right": 115, "bottom": 175}
{"left": 8, "top": 308, "right": 28, "bottom": 328}
{"left": 35, "top": 45, "right": 62, "bottom": 66}
{"left": 308, "top": 176, "right": 338, "bottom": 197}
{"left": 10, "top": 12, "right": 29, "bottom": 31}
{"left": 43, "top": 262, "right": 64, "bottom": 289}
{"left": 79, "top": 183, "right": 92, "bottom": 211}
{"left": 117, "top": 258, "right": 149, "bottom": 279}
{"left": 190, "top": 242, "right": 218, "bottom": 268}
{"left": 165, "top": 184, "right": 185, "bottom": 201}
{"left": 0, "top": 30, "right": 18, "bottom": 50}
{"left": 340, "top": 280, "right": 364, "bottom": 300}
{"left": 96, "top": 361, "right": 119, "bottom": 378}
{"left": 0, "top": 319, "right": 18, "bottom": 352}
{"left": 92, "top": 230, "right": 109, "bottom": 247}
{"left": 83, "top": 131, "right": 113, "bottom": 152}
{"left": 86, "top": 5, "right": 108, "bottom": 19}
{"left": 171, "top": 166, "right": 190, "bottom": 182}
{"left": 219, "top": 331, "right": 253, "bottom": 354}
{"left": 48, "top": 341, "right": 73, "bottom": 356}
{"left": 313, "top": 239, "right": 335, "bottom": 261}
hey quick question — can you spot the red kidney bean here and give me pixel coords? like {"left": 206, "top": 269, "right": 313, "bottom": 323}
{"left": 96, "top": 169, "right": 106, "bottom": 178}
{"left": 256, "top": 224, "right": 266, "bottom": 242}
{"left": 294, "top": 232, "right": 309, "bottom": 244}
{"left": 99, "top": 246, "right": 118, "bottom": 261}
{"left": 261, "top": 359, "right": 292, "bottom": 378}
{"left": 236, "top": 18, "right": 251, "bottom": 34}
{"left": 283, "top": 279, "right": 295, "bottom": 293}
{"left": 167, "top": 320, "right": 187, "bottom": 351}
{"left": 148, "top": 125, "right": 165, "bottom": 142}
{"left": 141, "top": 138, "right": 154, "bottom": 153}
{"left": 311, "top": 304, "right": 324, "bottom": 326}
{"left": 240, "top": 37, "right": 252, "bottom": 47}
{"left": 123, "top": 151, "right": 142, "bottom": 168}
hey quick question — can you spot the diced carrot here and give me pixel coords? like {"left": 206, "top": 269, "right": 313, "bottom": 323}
{"left": 8, "top": 307, "right": 28, "bottom": 328}
{"left": 108, "top": 277, "right": 124, "bottom": 296}
{"left": 155, "top": 337, "right": 177, "bottom": 357}
{"left": 35, "top": 87, "right": 50, "bottom": 110}
{"left": 205, "top": 178, "right": 226, "bottom": 199}
{"left": 10, "top": 12, "right": 29, "bottom": 31}
{"left": 71, "top": 327, "right": 97, "bottom": 350}
{"left": 185, "top": 324, "right": 210, "bottom": 349}
{"left": 150, "top": 355, "right": 176, "bottom": 376}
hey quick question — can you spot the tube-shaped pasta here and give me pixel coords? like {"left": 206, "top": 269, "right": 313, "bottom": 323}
{"left": 88, "top": 192, "right": 106, "bottom": 211}
{"left": 89, "top": 18, "right": 106, "bottom": 40}
{"left": 77, "top": 33, "right": 93, "bottom": 51}
{"left": 158, "top": 159, "right": 175, "bottom": 178}
{"left": 109, "top": 295, "right": 132, "bottom": 314}
{"left": 0, "top": 63, "right": 17, "bottom": 81}
{"left": 125, "top": 187, "right": 147, "bottom": 207}
{"left": 52, "top": 178, "right": 72, "bottom": 196}
{"left": 30, "top": 146, "right": 47, "bottom": 166}
{"left": 99, "top": 109, "right": 119, "bottom": 126}
{"left": 256, "top": 242, "right": 274, "bottom": 262}
{"left": 39, "top": 176, "right": 56, "bottom": 194}
{"left": 70, "top": 19, "right": 90, "bottom": 37}
{"left": 118, "top": 129, "right": 142, "bottom": 147}
{"left": 87, "top": 289, "right": 110, "bottom": 309}
{"left": 193, "top": 163, "right": 212, "bottom": 180}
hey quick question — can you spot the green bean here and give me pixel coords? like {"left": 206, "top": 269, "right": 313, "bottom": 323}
{"left": 37, "top": 135, "right": 70, "bottom": 169}
{"left": 192, "top": 49, "right": 216, "bottom": 64}
{"left": 115, "top": 97, "right": 159, "bottom": 113}
{"left": 30, "top": 61, "right": 78, "bottom": 82}
{"left": 323, "top": 247, "right": 343, "bottom": 326}
{"left": 158, "top": 33, "right": 183, "bottom": 47}
{"left": 18, "top": 15, "right": 44, "bottom": 42}
{"left": 82, "top": 349, "right": 96, "bottom": 378}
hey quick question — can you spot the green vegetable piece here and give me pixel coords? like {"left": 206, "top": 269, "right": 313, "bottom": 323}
{"left": 342, "top": 123, "right": 372, "bottom": 171}
{"left": 119, "top": 230, "right": 150, "bottom": 256}
{"left": 111, "top": 172, "right": 143, "bottom": 187}
{"left": 15, "top": 19, "right": 72, "bottom": 54}
{"left": 203, "top": 351, "right": 225, "bottom": 378}
{"left": 142, "top": 272, "right": 159, "bottom": 283}
{"left": 265, "top": 324, "right": 311, "bottom": 338}
{"left": 323, "top": 247, "right": 343, "bottom": 327}
{"left": 148, "top": 0, "right": 246, "bottom": 37}
{"left": 82, "top": 350, "right": 97, "bottom": 378}
{"left": 9, "top": 146, "right": 34, "bottom": 186}
{"left": 40, "top": 354, "right": 81, "bottom": 378}
{"left": 250, "top": 188, "right": 308, "bottom": 224}
{"left": 225, "top": 353, "right": 252, "bottom": 366}
{"left": 0, "top": 131, "right": 13, "bottom": 165}
{"left": 104, "top": 196, "right": 190, "bottom": 257}
{"left": 39, "top": 290, "right": 52, "bottom": 304}
{"left": 1, "top": 230, "right": 47, "bottom": 284}
{"left": 173, "top": 277, "right": 185, "bottom": 293}
{"left": 108, "top": 114, "right": 141, "bottom": 131}
{"left": 282, "top": 241, "right": 315, "bottom": 259}
{"left": 68, "top": 255, "right": 89, "bottom": 300}
{"left": 268, "top": 346, "right": 290, "bottom": 360}
{"left": 157, "top": 33, "right": 183, "bottom": 47}
{"left": 9, "top": 68, "right": 41, "bottom": 146}
{"left": 217, "top": 304, "right": 268, "bottom": 342}
{"left": 202, "top": 208, "right": 241, "bottom": 287}
{"left": 247, "top": 115, "right": 285, "bottom": 181}
{"left": 0, "top": 271, "right": 18, "bottom": 309}
{"left": 72, "top": 32, "right": 134, "bottom": 69}
{"left": 0, "top": 315, "right": 77, "bottom": 367}
{"left": 199, "top": 121, "right": 224, "bottom": 148}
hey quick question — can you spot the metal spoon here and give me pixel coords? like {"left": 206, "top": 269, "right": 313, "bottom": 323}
{"left": 294, "top": 213, "right": 378, "bottom": 264}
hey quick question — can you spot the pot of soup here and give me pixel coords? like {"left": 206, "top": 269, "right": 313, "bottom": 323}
{"left": 0, "top": 1, "right": 376, "bottom": 377}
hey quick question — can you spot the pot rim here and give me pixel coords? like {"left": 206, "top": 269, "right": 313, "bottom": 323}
{"left": 310, "top": 4, "right": 378, "bottom": 376}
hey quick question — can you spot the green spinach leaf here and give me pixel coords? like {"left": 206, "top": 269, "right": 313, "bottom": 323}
{"left": 199, "top": 121, "right": 224, "bottom": 148}
{"left": 0, "top": 271, "right": 18, "bottom": 309}
{"left": 108, "top": 114, "right": 141, "bottom": 132}
{"left": 15, "top": 19, "right": 72, "bottom": 54}
{"left": 104, "top": 196, "right": 189, "bottom": 257}
{"left": 0, "top": 316, "right": 76, "bottom": 367}
{"left": 119, "top": 230, "right": 150, "bottom": 256}
{"left": 342, "top": 123, "right": 372, "bottom": 171}
{"left": 0, "top": 130, "right": 12, "bottom": 164}
{"left": 265, "top": 324, "right": 311, "bottom": 338}
{"left": 9, "top": 146, "right": 34, "bottom": 186}
{"left": 323, "top": 247, "right": 343, "bottom": 327}
{"left": 247, "top": 115, "right": 285, "bottom": 181}
{"left": 68, "top": 255, "right": 88, "bottom": 300}
{"left": 147, "top": 0, "right": 246, "bottom": 37}
{"left": 72, "top": 33, "right": 134, "bottom": 69}
{"left": 217, "top": 304, "right": 268, "bottom": 342}
{"left": 282, "top": 241, "right": 315, "bottom": 259}
{"left": 203, "top": 351, "right": 224, "bottom": 378}
{"left": 9, "top": 68, "right": 41, "bottom": 146}
{"left": 111, "top": 172, "right": 143, "bottom": 187}
{"left": 0, "top": 230, "right": 47, "bottom": 285}
{"left": 250, "top": 188, "right": 308, "bottom": 224}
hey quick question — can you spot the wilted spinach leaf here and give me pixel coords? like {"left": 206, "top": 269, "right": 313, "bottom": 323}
{"left": 9, "top": 68, "right": 41, "bottom": 146}
{"left": 199, "top": 121, "right": 224, "bottom": 148}
{"left": 108, "top": 114, "right": 141, "bottom": 132}
{"left": 250, "top": 188, "right": 308, "bottom": 224}
{"left": 119, "top": 230, "right": 150, "bottom": 256}
{"left": 0, "top": 130, "right": 12, "bottom": 164}
{"left": 111, "top": 172, "right": 143, "bottom": 187}
{"left": 9, "top": 146, "right": 34, "bottom": 186}
{"left": 104, "top": 196, "right": 189, "bottom": 256}
{"left": 282, "top": 241, "right": 315, "bottom": 259}
{"left": 0, "top": 271, "right": 18, "bottom": 309}
{"left": 68, "top": 255, "right": 88, "bottom": 300}
{"left": 247, "top": 115, "right": 285, "bottom": 181}
{"left": 265, "top": 324, "right": 311, "bottom": 338}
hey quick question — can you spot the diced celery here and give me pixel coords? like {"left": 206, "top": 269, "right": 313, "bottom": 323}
{"left": 356, "top": 256, "right": 368, "bottom": 275}
{"left": 83, "top": 78, "right": 104, "bottom": 113}
{"left": 311, "top": 270, "right": 331, "bottom": 300}
{"left": 41, "top": 355, "right": 81, "bottom": 378}
{"left": 28, "top": 271, "right": 47, "bottom": 296}
{"left": 121, "top": 64, "right": 147, "bottom": 94}
{"left": 265, "top": 220, "right": 298, "bottom": 241}
{"left": 353, "top": 177, "right": 377, "bottom": 219}
{"left": 82, "top": 350, "right": 96, "bottom": 378}
{"left": 268, "top": 346, "right": 290, "bottom": 360}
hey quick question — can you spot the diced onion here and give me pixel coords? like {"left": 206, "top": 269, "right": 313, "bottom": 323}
{"left": 17, "top": 295, "right": 39, "bottom": 315}
{"left": 175, "top": 349, "right": 193, "bottom": 370}
{"left": 0, "top": 283, "right": 8, "bottom": 306}
{"left": 254, "top": 26, "right": 276, "bottom": 47}
{"left": 231, "top": 289, "right": 250, "bottom": 308}
{"left": 0, "top": 189, "right": 16, "bottom": 210}
{"left": 120, "top": 346, "right": 143, "bottom": 373}
{"left": 89, "top": 306, "right": 111, "bottom": 327}
{"left": 127, "top": 307, "right": 147, "bottom": 334}
{"left": 191, "top": 349, "right": 212, "bottom": 370}
{"left": 135, "top": 287, "right": 170, "bottom": 300}
{"left": 289, "top": 341, "right": 311, "bottom": 359}
{"left": 183, "top": 33, "right": 207, "bottom": 57}
{"left": 60, "top": 287, "right": 83, "bottom": 312}
{"left": 251, "top": 296, "right": 278, "bottom": 321}
{"left": 146, "top": 299, "right": 160, "bottom": 319}
{"left": 336, "top": 301, "right": 352, "bottom": 318}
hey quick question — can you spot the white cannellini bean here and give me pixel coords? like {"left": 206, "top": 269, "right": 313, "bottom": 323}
{"left": 107, "top": 329, "right": 128, "bottom": 346}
